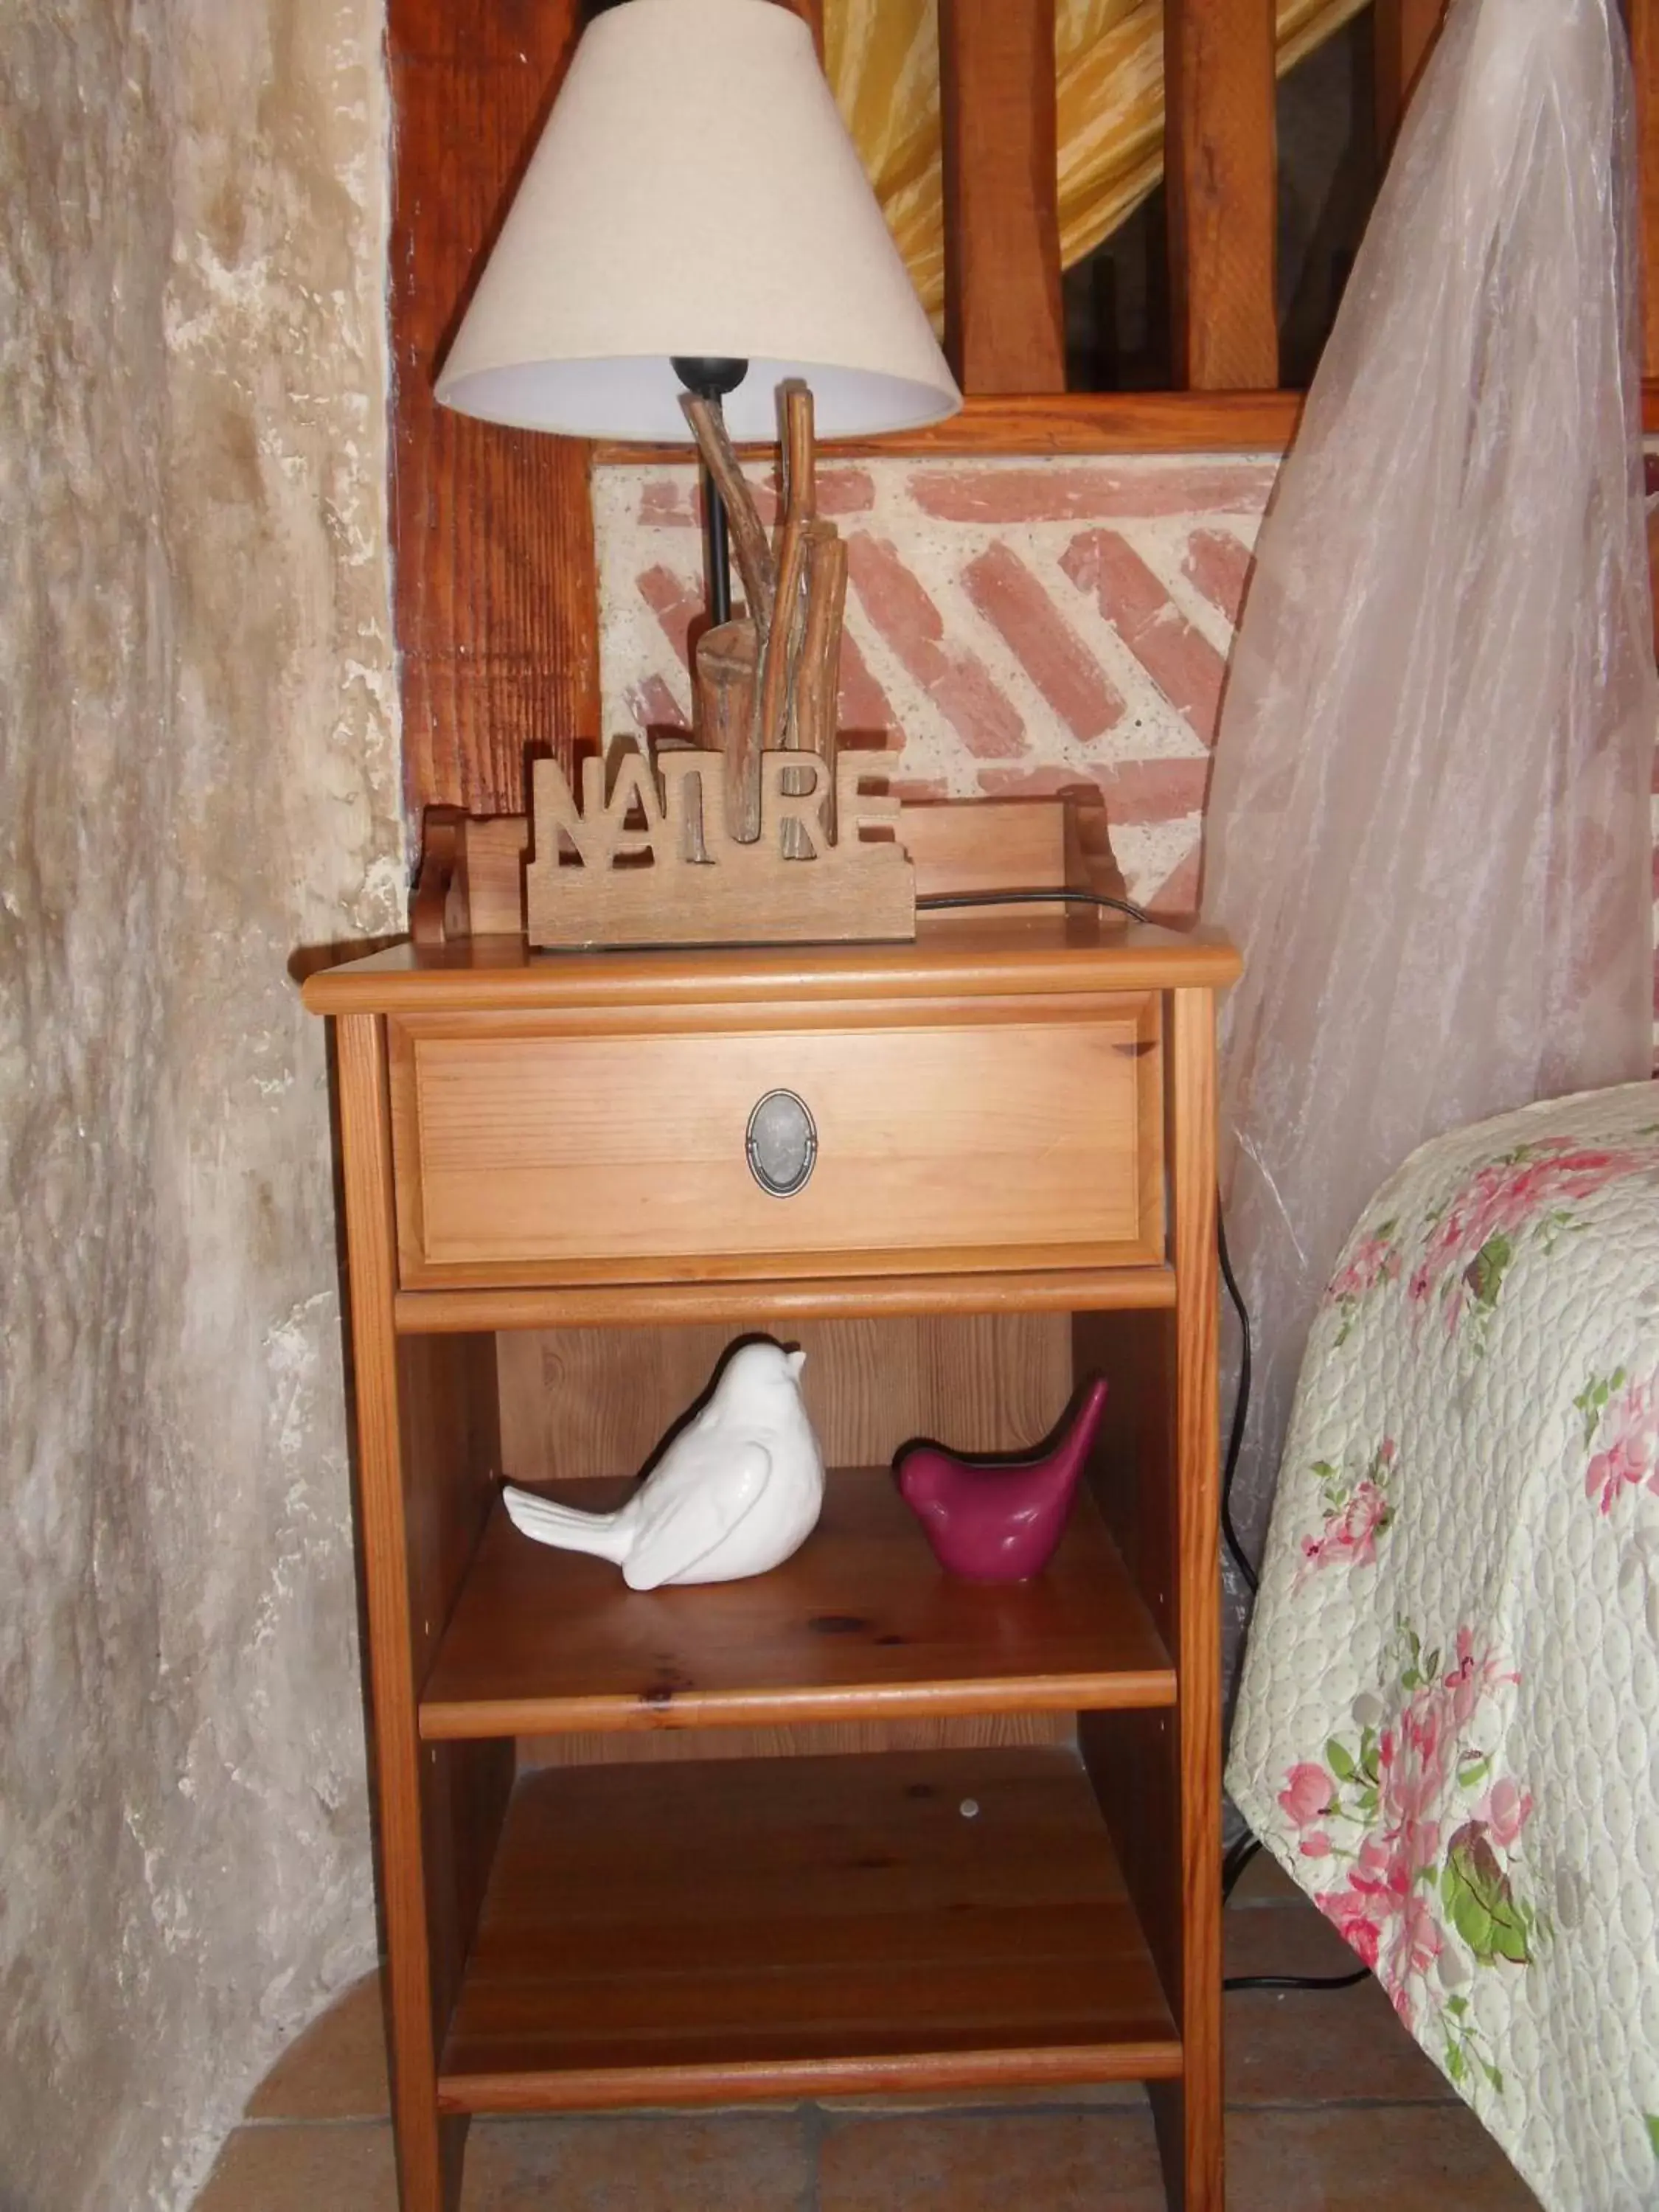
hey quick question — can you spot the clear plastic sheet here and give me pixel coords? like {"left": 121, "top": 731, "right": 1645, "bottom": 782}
{"left": 1202, "top": 0, "right": 1656, "bottom": 1641}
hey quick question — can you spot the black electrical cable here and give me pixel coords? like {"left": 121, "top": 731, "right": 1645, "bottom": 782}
{"left": 917, "top": 885, "right": 1374, "bottom": 1997}
{"left": 1216, "top": 1208, "right": 1258, "bottom": 1599}
{"left": 915, "top": 885, "right": 1156, "bottom": 925}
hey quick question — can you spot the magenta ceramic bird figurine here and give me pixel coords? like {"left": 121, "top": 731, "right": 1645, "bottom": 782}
{"left": 896, "top": 1377, "right": 1109, "bottom": 1582}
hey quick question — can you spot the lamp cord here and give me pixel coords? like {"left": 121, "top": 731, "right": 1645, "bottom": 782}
{"left": 916, "top": 884, "right": 1371, "bottom": 1997}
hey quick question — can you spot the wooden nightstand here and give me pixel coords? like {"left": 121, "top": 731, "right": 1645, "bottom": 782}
{"left": 304, "top": 913, "right": 1240, "bottom": 2212}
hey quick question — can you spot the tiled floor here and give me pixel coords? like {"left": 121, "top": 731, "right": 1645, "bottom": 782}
{"left": 195, "top": 1859, "right": 1545, "bottom": 2211}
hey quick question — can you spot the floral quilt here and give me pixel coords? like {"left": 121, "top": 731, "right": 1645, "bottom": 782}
{"left": 1228, "top": 1083, "right": 1659, "bottom": 2212}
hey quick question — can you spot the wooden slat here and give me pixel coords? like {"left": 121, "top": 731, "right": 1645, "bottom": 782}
{"left": 1076, "top": 986, "right": 1226, "bottom": 2211}
{"left": 300, "top": 915, "right": 1245, "bottom": 1018}
{"left": 420, "top": 1470, "right": 1175, "bottom": 1740}
{"left": 439, "top": 1749, "right": 1180, "bottom": 2109}
{"left": 1159, "top": 984, "right": 1225, "bottom": 2211}
{"left": 1632, "top": 2, "right": 1659, "bottom": 378}
{"left": 333, "top": 1018, "right": 515, "bottom": 2212}
{"left": 389, "top": 0, "right": 599, "bottom": 818}
{"left": 597, "top": 389, "right": 1302, "bottom": 462}
{"left": 1374, "top": 0, "right": 1447, "bottom": 153}
{"left": 1164, "top": 0, "right": 1278, "bottom": 391}
{"left": 520, "top": 1714, "right": 1071, "bottom": 1768}
{"left": 937, "top": 0, "right": 1066, "bottom": 394}
{"left": 394, "top": 1265, "right": 1177, "bottom": 1334}
{"left": 496, "top": 1314, "right": 1071, "bottom": 1482}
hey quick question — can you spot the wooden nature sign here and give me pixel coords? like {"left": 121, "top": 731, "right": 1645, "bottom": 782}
{"left": 525, "top": 376, "right": 918, "bottom": 950}
{"left": 524, "top": 742, "right": 916, "bottom": 948}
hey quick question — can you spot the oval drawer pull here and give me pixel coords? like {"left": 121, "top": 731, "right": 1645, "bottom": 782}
{"left": 745, "top": 1090, "right": 817, "bottom": 1198}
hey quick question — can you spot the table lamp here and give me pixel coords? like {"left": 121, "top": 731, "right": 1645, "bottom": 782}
{"left": 434, "top": 0, "right": 961, "bottom": 624}
{"left": 433, "top": 0, "right": 959, "bottom": 950}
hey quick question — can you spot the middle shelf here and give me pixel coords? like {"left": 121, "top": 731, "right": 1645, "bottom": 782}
{"left": 420, "top": 1464, "right": 1174, "bottom": 1740}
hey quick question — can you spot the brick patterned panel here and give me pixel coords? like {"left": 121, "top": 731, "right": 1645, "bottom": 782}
{"left": 594, "top": 455, "right": 1275, "bottom": 917}
{"left": 596, "top": 456, "right": 1658, "bottom": 1013}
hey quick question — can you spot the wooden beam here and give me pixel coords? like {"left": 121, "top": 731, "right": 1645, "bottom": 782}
{"left": 1632, "top": 0, "right": 1659, "bottom": 376}
{"left": 597, "top": 389, "right": 1304, "bottom": 464}
{"left": 1164, "top": 0, "right": 1278, "bottom": 391}
{"left": 938, "top": 0, "right": 1066, "bottom": 396}
{"left": 389, "top": 0, "right": 601, "bottom": 821}
{"left": 1374, "top": 0, "right": 1447, "bottom": 153}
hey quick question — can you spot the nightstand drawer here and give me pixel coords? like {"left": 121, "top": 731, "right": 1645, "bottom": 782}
{"left": 387, "top": 995, "right": 1164, "bottom": 1288}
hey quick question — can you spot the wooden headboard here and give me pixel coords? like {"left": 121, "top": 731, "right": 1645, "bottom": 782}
{"left": 388, "top": 0, "right": 1659, "bottom": 827}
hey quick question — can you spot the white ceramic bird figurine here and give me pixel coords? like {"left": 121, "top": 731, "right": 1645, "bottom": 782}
{"left": 501, "top": 1340, "right": 824, "bottom": 1590}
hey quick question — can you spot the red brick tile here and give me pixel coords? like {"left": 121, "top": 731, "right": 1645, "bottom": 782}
{"left": 623, "top": 672, "right": 689, "bottom": 736}
{"left": 245, "top": 1973, "right": 388, "bottom": 2121}
{"left": 908, "top": 462, "right": 1278, "bottom": 524}
{"left": 847, "top": 533, "right": 1026, "bottom": 759}
{"left": 759, "top": 465, "right": 876, "bottom": 522}
{"left": 818, "top": 2109, "right": 1165, "bottom": 2212}
{"left": 975, "top": 759, "right": 1208, "bottom": 823}
{"left": 1225, "top": 1900, "right": 1456, "bottom": 2108}
{"left": 1144, "top": 844, "right": 1201, "bottom": 919}
{"left": 1181, "top": 526, "right": 1253, "bottom": 624}
{"left": 192, "top": 2124, "right": 398, "bottom": 2211}
{"left": 836, "top": 626, "right": 900, "bottom": 737}
{"left": 1225, "top": 2105, "right": 1543, "bottom": 2209}
{"left": 961, "top": 542, "right": 1126, "bottom": 742}
{"left": 973, "top": 765, "right": 1115, "bottom": 801}
{"left": 635, "top": 564, "right": 702, "bottom": 671}
{"left": 637, "top": 467, "right": 876, "bottom": 529}
{"left": 462, "top": 2112, "right": 810, "bottom": 2210}
{"left": 1061, "top": 530, "right": 1229, "bottom": 740}
{"left": 639, "top": 477, "right": 692, "bottom": 529}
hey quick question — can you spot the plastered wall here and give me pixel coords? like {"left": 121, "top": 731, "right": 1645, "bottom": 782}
{"left": 0, "top": 4, "right": 400, "bottom": 2207}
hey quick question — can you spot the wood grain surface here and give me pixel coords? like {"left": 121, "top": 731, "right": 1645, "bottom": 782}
{"left": 597, "top": 389, "right": 1304, "bottom": 462}
{"left": 419, "top": 1467, "right": 1175, "bottom": 1739}
{"left": 389, "top": 0, "right": 599, "bottom": 818}
{"left": 388, "top": 999, "right": 1162, "bottom": 1283}
{"left": 938, "top": 0, "right": 1066, "bottom": 394}
{"left": 394, "top": 1264, "right": 1177, "bottom": 1335}
{"left": 1078, "top": 990, "right": 1226, "bottom": 2211}
{"left": 335, "top": 1017, "right": 514, "bottom": 2212}
{"left": 1374, "top": 0, "right": 1447, "bottom": 152}
{"left": 312, "top": 930, "right": 1240, "bottom": 2211}
{"left": 301, "top": 914, "right": 1244, "bottom": 1017}
{"left": 518, "top": 1711, "right": 1071, "bottom": 1769}
{"left": 438, "top": 1747, "right": 1182, "bottom": 2110}
{"left": 1164, "top": 0, "right": 1279, "bottom": 391}
{"left": 495, "top": 1312, "right": 1073, "bottom": 1479}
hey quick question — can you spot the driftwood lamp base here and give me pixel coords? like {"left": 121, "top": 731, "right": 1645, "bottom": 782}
{"left": 524, "top": 376, "right": 914, "bottom": 952}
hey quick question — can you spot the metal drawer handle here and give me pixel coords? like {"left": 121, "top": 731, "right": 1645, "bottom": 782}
{"left": 745, "top": 1090, "right": 817, "bottom": 1198}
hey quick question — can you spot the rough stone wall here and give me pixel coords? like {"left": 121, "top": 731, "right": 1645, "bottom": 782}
{"left": 0, "top": 4, "right": 400, "bottom": 2208}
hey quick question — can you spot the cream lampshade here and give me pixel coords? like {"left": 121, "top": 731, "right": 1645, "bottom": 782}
{"left": 433, "top": 0, "right": 961, "bottom": 444}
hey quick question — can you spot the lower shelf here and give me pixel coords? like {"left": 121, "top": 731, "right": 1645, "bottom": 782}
{"left": 438, "top": 1744, "right": 1181, "bottom": 2113}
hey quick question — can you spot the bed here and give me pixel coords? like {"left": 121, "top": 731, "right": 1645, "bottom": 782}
{"left": 1228, "top": 1081, "right": 1659, "bottom": 2212}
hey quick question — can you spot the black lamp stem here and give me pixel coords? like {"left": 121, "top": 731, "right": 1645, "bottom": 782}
{"left": 703, "top": 439, "right": 732, "bottom": 628}
{"left": 672, "top": 355, "right": 748, "bottom": 630}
